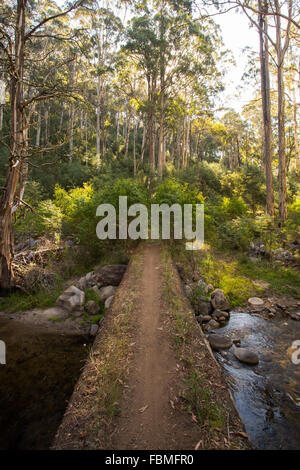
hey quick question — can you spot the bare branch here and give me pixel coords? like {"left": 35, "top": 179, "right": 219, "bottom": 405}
{"left": 25, "top": 0, "right": 87, "bottom": 41}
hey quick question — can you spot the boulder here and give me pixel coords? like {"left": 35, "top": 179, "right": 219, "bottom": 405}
{"left": 212, "top": 309, "right": 229, "bottom": 320}
{"left": 210, "top": 289, "right": 230, "bottom": 311}
{"left": 248, "top": 297, "right": 264, "bottom": 308}
{"left": 201, "top": 315, "right": 212, "bottom": 323}
{"left": 205, "top": 284, "right": 214, "bottom": 293}
{"left": 85, "top": 300, "right": 100, "bottom": 315}
{"left": 95, "top": 264, "right": 127, "bottom": 286}
{"left": 99, "top": 285, "right": 117, "bottom": 302}
{"left": 105, "top": 295, "right": 114, "bottom": 309}
{"left": 203, "top": 324, "right": 213, "bottom": 333}
{"left": 56, "top": 285, "right": 85, "bottom": 313}
{"left": 290, "top": 313, "right": 300, "bottom": 321}
{"left": 233, "top": 347, "right": 259, "bottom": 365}
{"left": 42, "top": 307, "right": 67, "bottom": 319}
{"left": 184, "top": 284, "right": 193, "bottom": 297}
{"left": 78, "top": 271, "right": 99, "bottom": 290}
{"left": 90, "top": 324, "right": 98, "bottom": 336}
{"left": 207, "top": 319, "right": 220, "bottom": 329}
{"left": 91, "top": 285, "right": 101, "bottom": 299}
{"left": 73, "top": 311, "right": 83, "bottom": 318}
{"left": 196, "top": 301, "right": 212, "bottom": 316}
{"left": 77, "top": 276, "right": 88, "bottom": 290}
{"left": 208, "top": 333, "right": 233, "bottom": 351}
{"left": 197, "top": 279, "right": 207, "bottom": 291}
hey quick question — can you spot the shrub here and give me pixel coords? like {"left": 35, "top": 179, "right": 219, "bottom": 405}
{"left": 153, "top": 179, "right": 205, "bottom": 206}
{"left": 286, "top": 199, "right": 300, "bottom": 239}
{"left": 221, "top": 196, "right": 248, "bottom": 219}
{"left": 15, "top": 199, "right": 63, "bottom": 238}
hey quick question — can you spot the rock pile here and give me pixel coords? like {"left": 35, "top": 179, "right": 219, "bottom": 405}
{"left": 243, "top": 296, "right": 300, "bottom": 321}
{"left": 184, "top": 282, "right": 231, "bottom": 332}
{"left": 248, "top": 242, "right": 299, "bottom": 266}
{"left": 52, "top": 263, "right": 127, "bottom": 336}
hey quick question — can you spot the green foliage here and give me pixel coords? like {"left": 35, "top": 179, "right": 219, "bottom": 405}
{"left": 238, "top": 256, "right": 300, "bottom": 298}
{"left": 220, "top": 165, "right": 266, "bottom": 212}
{"left": 52, "top": 178, "right": 148, "bottom": 251}
{"left": 15, "top": 200, "right": 63, "bottom": 238}
{"left": 0, "top": 286, "right": 62, "bottom": 312}
{"left": 153, "top": 178, "right": 204, "bottom": 206}
{"left": 286, "top": 199, "right": 300, "bottom": 237}
{"left": 54, "top": 182, "right": 94, "bottom": 215}
{"left": 221, "top": 196, "right": 247, "bottom": 219}
{"left": 100, "top": 178, "right": 149, "bottom": 209}
{"left": 173, "top": 162, "right": 223, "bottom": 199}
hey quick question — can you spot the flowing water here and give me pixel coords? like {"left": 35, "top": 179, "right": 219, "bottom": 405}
{"left": 214, "top": 312, "right": 300, "bottom": 449}
{"left": 0, "top": 318, "right": 91, "bottom": 449}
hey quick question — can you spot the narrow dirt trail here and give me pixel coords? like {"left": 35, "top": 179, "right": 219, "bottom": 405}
{"left": 110, "top": 244, "right": 198, "bottom": 450}
{"left": 53, "top": 243, "right": 250, "bottom": 450}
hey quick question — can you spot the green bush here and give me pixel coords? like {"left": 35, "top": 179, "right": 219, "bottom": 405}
{"left": 153, "top": 179, "right": 204, "bottom": 206}
{"left": 221, "top": 196, "right": 248, "bottom": 219}
{"left": 15, "top": 199, "right": 63, "bottom": 238}
{"left": 53, "top": 178, "right": 149, "bottom": 250}
{"left": 286, "top": 199, "right": 300, "bottom": 238}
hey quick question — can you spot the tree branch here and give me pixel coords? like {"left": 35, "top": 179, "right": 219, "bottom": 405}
{"left": 25, "top": 0, "right": 87, "bottom": 41}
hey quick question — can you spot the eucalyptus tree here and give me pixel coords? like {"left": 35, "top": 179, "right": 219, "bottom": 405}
{"left": 78, "top": 1, "right": 123, "bottom": 166}
{"left": 124, "top": 0, "right": 223, "bottom": 174}
{"left": 124, "top": 12, "right": 160, "bottom": 173}
{"left": 0, "top": 0, "right": 87, "bottom": 291}
{"left": 206, "top": 0, "right": 299, "bottom": 220}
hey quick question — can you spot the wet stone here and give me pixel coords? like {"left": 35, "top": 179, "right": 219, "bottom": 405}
{"left": 233, "top": 347, "right": 259, "bottom": 365}
{"left": 208, "top": 333, "right": 233, "bottom": 351}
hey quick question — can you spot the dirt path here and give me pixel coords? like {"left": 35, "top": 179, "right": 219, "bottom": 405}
{"left": 53, "top": 243, "right": 250, "bottom": 450}
{"left": 110, "top": 244, "right": 204, "bottom": 450}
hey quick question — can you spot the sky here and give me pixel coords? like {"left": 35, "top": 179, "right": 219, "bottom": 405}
{"left": 213, "top": 7, "right": 259, "bottom": 113}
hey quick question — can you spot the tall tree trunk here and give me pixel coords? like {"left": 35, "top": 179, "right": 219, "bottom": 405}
{"left": 59, "top": 107, "right": 64, "bottom": 132}
{"left": 69, "top": 61, "right": 76, "bottom": 163}
{"left": 0, "top": 106, "right": 3, "bottom": 131}
{"left": 0, "top": 0, "right": 26, "bottom": 291}
{"left": 44, "top": 106, "right": 49, "bottom": 146}
{"left": 158, "top": 89, "right": 165, "bottom": 177}
{"left": 275, "top": 1, "right": 287, "bottom": 222}
{"left": 158, "top": 1, "right": 166, "bottom": 177}
{"left": 294, "top": 59, "right": 299, "bottom": 182}
{"left": 35, "top": 108, "right": 41, "bottom": 146}
{"left": 116, "top": 111, "right": 119, "bottom": 151}
{"left": 139, "top": 122, "right": 146, "bottom": 166}
{"left": 133, "top": 121, "right": 137, "bottom": 177}
{"left": 96, "top": 98, "right": 100, "bottom": 167}
{"left": 258, "top": 0, "right": 274, "bottom": 216}
{"left": 85, "top": 111, "right": 88, "bottom": 166}
{"left": 294, "top": 100, "right": 299, "bottom": 180}
{"left": 147, "top": 76, "right": 155, "bottom": 173}
{"left": 182, "top": 116, "right": 187, "bottom": 167}
{"left": 124, "top": 109, "right": 131, "bottom": 160}
{"left": 69, "top": 104, "right": 74, "bottom": 162}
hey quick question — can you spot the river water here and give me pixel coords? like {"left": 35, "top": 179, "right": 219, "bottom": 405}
{"left": 0, "top": 318, "right": 91, "bottom": 449}
{"left": 213, "top": 312, "right": 300, "bottom": 449}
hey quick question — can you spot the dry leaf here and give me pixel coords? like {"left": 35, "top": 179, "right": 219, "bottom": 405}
{"left": 139, "top": 405, "right": 149, "bottom": 413}
{"left": 191, "top": 412, "right": 199, "bottom": 424}
{"left": 195, "top": 440, "right": 203, "bottom": 450}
